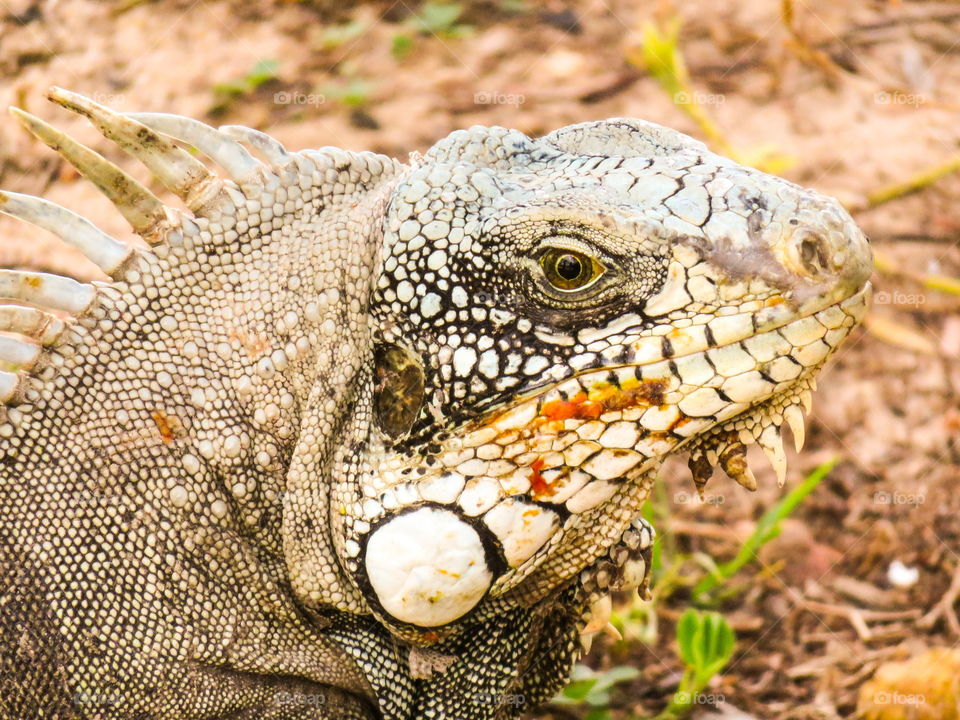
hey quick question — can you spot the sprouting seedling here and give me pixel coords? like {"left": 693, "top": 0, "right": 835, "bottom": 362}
{"left": 553, "top": 664, "right": 640, "bottom": 720}
{"left": 654, "top": 609, "right": 736, "bottom": 719}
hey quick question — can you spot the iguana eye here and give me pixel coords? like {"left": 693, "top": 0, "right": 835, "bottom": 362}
{"left": 539, "top": 248, "right": 604, "bottom": 291}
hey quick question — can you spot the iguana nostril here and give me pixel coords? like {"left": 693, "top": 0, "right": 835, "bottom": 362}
{"left": 799, "top": 235, "right": 830, "bottom": 276}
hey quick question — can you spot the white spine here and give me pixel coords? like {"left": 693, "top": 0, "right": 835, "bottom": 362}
{"left": 219, "top": 125, "right": 292, "bottom": 167}
{"left": 0, "top": 305, "right": 65, "bottom": 344}
{"left": 128, "top": 113, "right": 262, "bottom": 183}
{"left": 0, "top": 270, "right": 96, "bottom": 313}
{"left": 0, "top": 191, "right": 131, "bottom": 275}
{"left": 0, "top": 371, "right": 19, "bottom": 402}
{"left": 0, "top": 336, "right": 40, "bottom": 368}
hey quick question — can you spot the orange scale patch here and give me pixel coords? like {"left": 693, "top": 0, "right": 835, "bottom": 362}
{"left": 528, "top": 456, "right": 554, "bottom": 496}
{"left": 540, "top": 392, "right": 603, "bottom": 422}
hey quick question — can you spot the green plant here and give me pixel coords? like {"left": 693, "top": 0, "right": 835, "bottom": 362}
{"left": 627, "top": 18, "right": 792, "bottom": 174}
{"left": 210, "top": 59, "right": 280, "bottom": 114}
{"left": 319, "top": 79, "right": 375, "bottom": 108}
{"left": 498, "top": 0, "right": 527, "bottom": 11}
{"left": 692, "top": 457, "right": 837, "bottom": 603}
{"left": 612, "top": 459, "right": 837, "bottom": 655}
{"left": 391, "top": 34, "right": 415, "bottom": 59}
{"left": 653, "top": 610, "right": 735, "bottom": 719}
{"left": 407, "top": 1, "right": 472, "bottom": 38}
{"left": 554, "top": 664, "right": 641, "bottom": 720}
{"left": 315, "top": 21, "right": 367, "bottom": 51}
{"left": 213, "top": 59, "right": 280, "bottom": 98}
{"left": 609, "top": 590, "right": 659, "bottom": 647}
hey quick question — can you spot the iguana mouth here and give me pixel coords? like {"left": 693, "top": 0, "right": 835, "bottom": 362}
{"left": 356, "top": 283, "right": 869, "bottom": 628}
{"left": 460, "top": 280, "right": 871, "bottom": 497}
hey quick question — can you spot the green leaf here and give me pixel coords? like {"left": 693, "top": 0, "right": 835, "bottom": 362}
{"left": 591, "top": 665, "right": 640, "bottom": 694}
{"left": 558, "top": 678, "right": 597, "bottom": 703}
{"left": 391, "top": 34, "right": 414, "bottom": 59}
{"left": 693, "top": 458, "right": 838, "bottom": 600}
{"left": 246, "top": 59, "right": 280, "bottom": 88}
{"left": 676, "top": 610, "right": 735, "bottom": 677}
{"left": 316, "top": 21, "right": 366, "bottom": 50}
{"left": 676, "top": 609, "right": 700, "bottom": 668}
{"left": 320, "top": 79, "right": 374, "bottom": 108}
{"left": 585, "top": 709, "right": 614, "bottom": 720}
{"left": 410, "top": 1, "right": 464, "bottom": 35}
{"left": 553, "top": 664, "right": 640, "bottom": 707}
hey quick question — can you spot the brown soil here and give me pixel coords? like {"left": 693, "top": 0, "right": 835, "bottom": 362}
{"left": 1, "top": 1, "right": 958, "bottom": 718}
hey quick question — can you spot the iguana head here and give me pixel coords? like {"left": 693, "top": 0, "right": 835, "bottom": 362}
{"left": 336, "top": 120, "right": 871, "bottom": 636}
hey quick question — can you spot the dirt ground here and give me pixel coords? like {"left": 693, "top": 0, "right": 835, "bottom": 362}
{"left": 1, "top": 1, "right": 958, "bottom": 718}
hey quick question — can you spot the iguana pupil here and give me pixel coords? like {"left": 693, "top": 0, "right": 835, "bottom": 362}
{"left": 540, "top": 246, "right": 602, "bottom": 291}
{"left": 556, "top": 253, "right": 583, "bottom": 279}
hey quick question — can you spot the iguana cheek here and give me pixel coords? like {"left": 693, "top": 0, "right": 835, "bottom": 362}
{"left": 364, "top": 506, "right": 493, "bottom": 627}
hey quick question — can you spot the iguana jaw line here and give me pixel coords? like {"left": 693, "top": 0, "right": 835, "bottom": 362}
{"left": 351, "top": 282, "right": 868, "bottom": 630}
{"left": 468, "top": 280, "right": 873, "bottom": 432}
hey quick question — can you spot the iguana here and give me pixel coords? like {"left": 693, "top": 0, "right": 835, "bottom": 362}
{"left": 0, "top": 88, "right": 871, "bottom": 720}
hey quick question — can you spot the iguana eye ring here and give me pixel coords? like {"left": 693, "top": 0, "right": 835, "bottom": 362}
{"left": 540, "top": 248, "right": 604, "bottom": 292}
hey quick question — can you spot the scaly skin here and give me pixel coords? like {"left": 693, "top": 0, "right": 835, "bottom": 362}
{"left": 0, "top": 91, "right": 871, "bottom": 720}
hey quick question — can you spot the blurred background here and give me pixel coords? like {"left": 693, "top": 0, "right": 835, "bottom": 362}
{"left": 0, "top": 1, "right": 958, "bottom": 718}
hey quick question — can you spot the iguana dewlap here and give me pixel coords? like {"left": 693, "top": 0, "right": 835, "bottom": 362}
{"left": 0, "top": 89, "right": 870, "bottom": 719}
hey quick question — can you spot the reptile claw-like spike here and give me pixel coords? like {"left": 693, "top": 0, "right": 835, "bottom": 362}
{"left": 0, "top": 306, "right": 65, "bottom": 345}
{"left": 800, "top": 389, "right": 814, "bottom": 415}
{"left": 783, "top": 404, "right": 806, "bottom": 452}
{"left": 46, "top": 87, "right": 219, "bottom": 211}
{"left": 579, "top": 634, "right": 594, "bottom": 656}
{"left": 0, "top": 190, "right": 133, "bottom": 276}
{"left": 218, "top": 125, "right": 292, "bottom": 168}
{"left": 581, "top": 594, "right": 612, "bottom": 636}
{"left": 688, "top": 450, "right": 715, "bottom": 495}
{"left": 757, "top": 424, "right": 788, "bottom": 486}
{"left": 127, "top": 113, "right": 262, "bottom": 184}
{"left": 0, "top": 371, "right": 20, "bottom": 403}
{"left": 0, "top": 270, "right": 96, "bottom": 313}
{"left": 9, "top": 107, "right": 167, "bottom": 237}
{"left": 602, "top": 622, "right": 622, "bottom": 641}
{"left": 718, "top": 440, "right": 757, "bottom": 491}
{"left": 731, "top": 466, "right": 758, "bottom": 492}
{"left": 0, "top": 336, "right": 40, "bottom": 369}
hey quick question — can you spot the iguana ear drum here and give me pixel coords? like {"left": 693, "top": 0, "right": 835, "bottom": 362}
{"left": 363, "top": 506, "right": 493, "bottom": 627}
{"left": 373, "top": 343, "right": 425, "bottom": 440}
